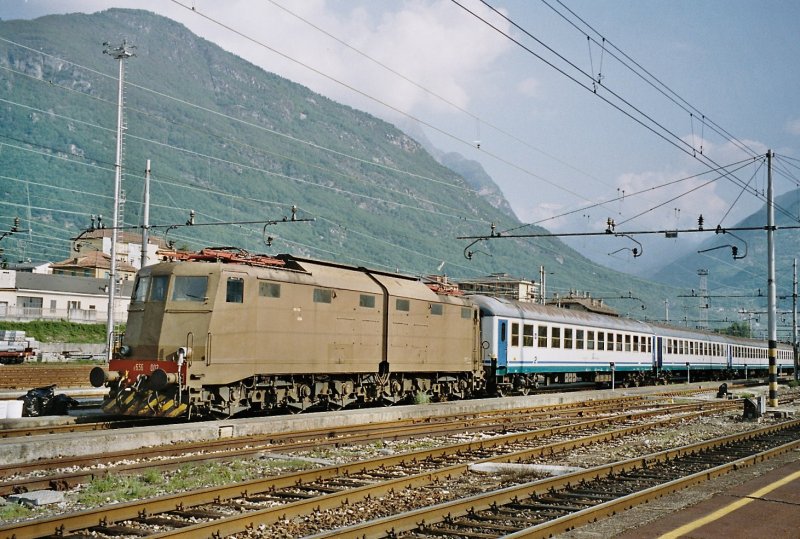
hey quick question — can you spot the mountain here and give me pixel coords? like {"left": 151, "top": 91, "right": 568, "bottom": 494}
{"left": 0, "top": 8, "right": 694, "bottom": 318}
{"left": 652, "top": 188, "right": 800, "bottom": 329}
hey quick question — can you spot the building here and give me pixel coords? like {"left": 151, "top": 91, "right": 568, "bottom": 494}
{"left": 51, "top": 251, "right": 138, "bottom": 281}
{"left": 548, "top": 291, "right": 620, "bottom": 317}
{"left": 69, "top": 228, "right": 165, "bottom": 272}
{"left": 0, "top": 270, "right": 132, "bottom": 323}
{"left": 457, "top": 273, "right": 540, "bottom": 303}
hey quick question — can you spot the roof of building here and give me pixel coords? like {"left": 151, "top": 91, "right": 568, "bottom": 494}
{"left": 51, "top": 251, "right": 137, "bottom": 273}
{"left": 13, "top": 272, "right": 134, "bottom": 296}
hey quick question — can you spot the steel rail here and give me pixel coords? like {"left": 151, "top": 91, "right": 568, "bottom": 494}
{"left": 0, "top": 398, "right": 733, "bottom": 497}
{"left": 309, "top": 418, "right": 800, "bottom": 539}
{"left": 0, "top": 401, "right": 733, "bottom": 539}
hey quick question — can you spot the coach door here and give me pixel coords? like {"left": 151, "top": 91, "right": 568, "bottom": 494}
{"left": 655, "top": 337, "right": 663, "bottom": 371}
{"left": 497, "top": 319, "right": 508, "bottom": 368}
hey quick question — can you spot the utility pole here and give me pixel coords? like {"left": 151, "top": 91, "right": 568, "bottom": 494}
{"left": 141, "top": 159, "right": 151, "bottom": 269}
{"left": 103, "top": 40, "right": 135, "bottom": 362}
{"left": 664, "top": 299, "right": 669, "bottom": 323}
{"left": 697, "top": 269, "right": 709, "bottom": 329}
{"left": 766, "top": 150, "right": 778, "bottom": 407}
{"left": 794, "top": 258, "right": 798, "bottom": 381}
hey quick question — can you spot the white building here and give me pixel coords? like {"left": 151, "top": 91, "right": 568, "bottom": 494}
{"left": 0, "top": 270, "right": 132, "bottom": 323}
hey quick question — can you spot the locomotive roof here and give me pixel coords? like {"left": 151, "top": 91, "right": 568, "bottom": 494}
{"left": 469, "top": 295, "right": 652, "bottom": 333}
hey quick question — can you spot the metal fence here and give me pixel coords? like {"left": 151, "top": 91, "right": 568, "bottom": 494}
{"left": 0, "top": 307, "right": 128, "bottom": 324}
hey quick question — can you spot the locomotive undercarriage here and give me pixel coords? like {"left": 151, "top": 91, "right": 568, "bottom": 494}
{"left": 194, "top": 371, "right": 478, "bottom": 418}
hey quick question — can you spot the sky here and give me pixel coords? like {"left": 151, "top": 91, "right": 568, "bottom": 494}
{"left": 1, "top": 0, "right": 799, "bottom": 274}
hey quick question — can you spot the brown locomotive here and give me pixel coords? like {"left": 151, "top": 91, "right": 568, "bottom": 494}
{"left": 91, "top": 248, "right": 484, "bottom": 417}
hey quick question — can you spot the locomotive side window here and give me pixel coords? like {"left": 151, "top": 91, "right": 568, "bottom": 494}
{"left": 259, "top": 282, "right": 281, "bottom": 298}
{"left": 360, "top": 294, "right": 376, "bottom": 308}
{"left": 133, "top": 275, "right": 150, "bottom": 302}
{"left": 172, "top": 276, "right": 208, "bottom": 302}
{"left": 314, "top": 289, "right": 333, "bottom": 304}
{"left": 575, "top": 329, "right": 584, "bottom": 349}
{"left": 150, "top": 275, "right": 169, "bottom": 302}
{"left": 510, "top": 323, "right": 520, "bottom": 346}
{"left": 395, "top": 298, "right": 410, "bottom": 311}
{"left": 523, "top": 324, "right": 534, "bottom": 347}
{"left": 430, "top": 303, "right": 443, "bottom": 315}
{"left": 226, "top": 277, "right": 244, "bottom": 303}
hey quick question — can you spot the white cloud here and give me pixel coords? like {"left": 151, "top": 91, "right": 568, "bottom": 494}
{"left": 516, "top": 77, "right": 540, "bottom": 98}
{"left": 787, "top": 118, "right": 800, "bottom": 136}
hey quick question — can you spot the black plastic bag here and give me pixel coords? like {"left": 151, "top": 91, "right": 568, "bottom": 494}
{"left": 18, "top": 385, "right": 56, "bottom": 417}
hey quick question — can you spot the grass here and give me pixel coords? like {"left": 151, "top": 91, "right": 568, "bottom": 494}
{"left": 0, "top": 321, "right": 114, "bottom": 343}
{"left": 75, "top": 458, "right": 316, "bottom": 506}
{"left": 0, "top": 502, "right": 33, "bottom": 521}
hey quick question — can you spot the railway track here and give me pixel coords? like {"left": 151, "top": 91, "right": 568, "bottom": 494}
{"left": 0, "top": 397, "right": 744, "bottom": 538}
{"left": 312, "top": 419, "right": 800, "bottom": 538}
{"left": 0, "top": 364, "right": 95, "bottom": 390}
{"left": 0, "top": 395, "right": 673, "bottom": 494}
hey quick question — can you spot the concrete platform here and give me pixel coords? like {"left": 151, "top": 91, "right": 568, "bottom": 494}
{"left": 615, "top": 456, "right": 800, "bottom": 538}
{"left": 0, "top": 385, "right": 691, "bottom": 466}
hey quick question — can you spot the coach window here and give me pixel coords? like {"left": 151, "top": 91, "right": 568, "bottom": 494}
{"left": 173, "top": 276, "right": 208, "bottom": 302}
{"left": 150, "top": 275, "right": 169, "bottom": 302}
{"left": 226, "top": 277, "right": 244, "bottom": 303}
{"left": 511, "top": 322, "right": 520, "bottom": 347}
{"left": 576, "top": 329, "right": 584, "bottom": 349}
{"left": 395, "top": 298, "right": 410, "bottom": 311}
{"left": 597, "top": 332, "right": 605, "bottom": 351}
{"left": 430, "top": 303, "right": 443, "bottom": 315}
{"left": 587, "top": 331, "right": 595, "bottom": 350}
{"left": 259, "top": 282, "right": 281, "bottom": 298}
{"left": 647, "top": 337, "right": 652, "bottom": 353}
{"left": 564, "top": 328, "right": 573, "bottom": 349}
{"left": 538, "top": 325, "right": 548, "bottom": 348}
{"left": 551, "top": 327, "right": 561, "bottom": 348}
{"left": 624, "top": 334, "right": 631, "bottom": 352}
{"left": 633, "top": 335, "right": 639, "bottom": 352}
{"left": 360, "top": 294, "right": 376, "bottom": 308}
{"left": 667, "top": 339, "right": 673, "bottom": 354}
{"left": 523, "top": 324, "right": 534, "bottom": 347}
{"left": 616, "top": 334, "right": 623, "bottom": 351}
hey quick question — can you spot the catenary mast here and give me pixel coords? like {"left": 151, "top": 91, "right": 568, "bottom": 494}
{"left": 103, "top": 40, "right": 135, "bottom": 362}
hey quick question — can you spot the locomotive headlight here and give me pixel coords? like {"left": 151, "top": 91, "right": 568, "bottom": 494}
{"left": 178, "top": 346, "right": 192, "bottom": 359}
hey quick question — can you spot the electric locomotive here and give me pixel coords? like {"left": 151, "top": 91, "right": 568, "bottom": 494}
{"left": 91, "top": 248, "right": 483, "bottom": 417}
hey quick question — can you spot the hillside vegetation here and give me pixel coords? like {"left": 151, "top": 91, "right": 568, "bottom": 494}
{"left": 0, "top": 9, "right": 693, "bottom": 318}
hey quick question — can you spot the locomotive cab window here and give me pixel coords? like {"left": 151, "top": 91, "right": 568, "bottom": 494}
{"left": 461, "top": 307, "right": 472, "bottom": 319}
{"left": 172, "top": 276, "right": 208, "bottom": 302}
{"left": 226, "top": 277, "right": 244, "bottom": 303}
{"left": 133, "top": 275, "right": 150, "bottom": 302}
{"left": 150, "top": 275, "right": 169, "bottom": 302}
